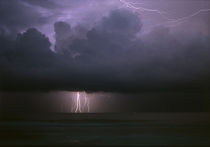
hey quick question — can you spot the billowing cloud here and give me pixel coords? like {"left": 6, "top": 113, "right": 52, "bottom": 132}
{"left": 0, "top": 6, "right": 210, "bottom": 92}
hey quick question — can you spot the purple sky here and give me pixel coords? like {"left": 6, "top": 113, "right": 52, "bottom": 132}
{"left": 29, "top": 1, "right": 210, "bottom": 44}
{"left": 1, "top": 0, "right": 210, "bottom": 43}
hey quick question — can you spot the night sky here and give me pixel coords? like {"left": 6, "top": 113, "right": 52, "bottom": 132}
{"left": 0, "top": 0, "right": 210, "bottom": 112}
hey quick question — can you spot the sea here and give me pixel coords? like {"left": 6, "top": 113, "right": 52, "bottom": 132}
{"left": 0, "top": 113, "right": 210, "bottom": 146}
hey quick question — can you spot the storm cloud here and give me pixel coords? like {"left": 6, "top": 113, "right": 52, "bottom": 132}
{"left": 0, "top": 0, "right": 210, "bottom": 92}
{"left": 0, "top": 0, "right": 54, "bottom": 37}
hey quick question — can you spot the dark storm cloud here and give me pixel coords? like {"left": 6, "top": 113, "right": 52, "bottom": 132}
{"left": 0, "top": 28, "right": 60, "bottom": 90}
{"left": 54, "top": 21, "right": 73, "bottom": 53}
{"left": 0, "top": 8, "right": 210, "bottom": 92}
{"left": 55, "top": 9, "right": 210, "bottom": 92}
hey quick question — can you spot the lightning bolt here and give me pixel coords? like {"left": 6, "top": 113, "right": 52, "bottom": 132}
{"left": 120, "top": 0, "right": 171, "bottom": 20}
{"left": 119, "top": 0, "right": 210, "bottom": 27}
{"left": 84, "top": 92, "right": 90, "bottom": 113}
{"left": 75, "top": 92, "right": 82, "bottom": 113}
{"left": 72, "top": 92, "right": 90, "bottom": 113}
{"left": 169, "top": 8, "right": 210, "bottom": 23}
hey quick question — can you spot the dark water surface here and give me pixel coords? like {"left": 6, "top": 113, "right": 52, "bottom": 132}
{"left": 0, "top": 113, "right": 210, "bottom": 146}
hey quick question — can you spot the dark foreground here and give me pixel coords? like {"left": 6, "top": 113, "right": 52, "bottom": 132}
{"left": 0, "top": 113, "right": 210, "bottom": 146}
